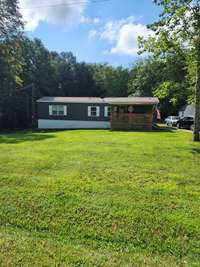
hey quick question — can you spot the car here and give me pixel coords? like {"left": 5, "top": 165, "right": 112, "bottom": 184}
{"left": 165, "top": 116, "right": 180, "bottom": 127}
{"left": 176, "top": 117, "right": 194, "bottom": 130}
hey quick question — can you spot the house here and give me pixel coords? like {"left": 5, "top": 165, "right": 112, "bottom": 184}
{"left": 37, "top": 97, "right": 159, "bottom": 130}
{"left": 179, "top": 104, "right": 195, "bottom": 118}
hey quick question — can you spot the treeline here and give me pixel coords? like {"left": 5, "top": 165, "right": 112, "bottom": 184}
{"left": 0, "top": 36, "right": 131, "bottom": 129}
{"left": 0, "top": 35, "right": 194, "bottom": 129}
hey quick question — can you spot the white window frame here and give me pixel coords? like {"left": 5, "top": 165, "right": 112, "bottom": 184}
{"left": 49, "top": 105, "right": 67, "bottom": 116}
{"left": 88, "top": 106, "right": 100, "bottom": 117}
{"left": 104, "top": 106, "right": 111, "bottom": 117}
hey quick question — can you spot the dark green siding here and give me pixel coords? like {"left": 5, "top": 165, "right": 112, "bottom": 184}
{"left": 38, "top": 102, "right": 110, "bottom": 121}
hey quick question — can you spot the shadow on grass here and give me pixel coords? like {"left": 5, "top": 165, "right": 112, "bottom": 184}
{"left": 191, "top": 147, "right": 200, "bottom": 154}
{"left": 153, "top": 124, "right": 177, "bottom": 133}
{"left": 0, "top": 132, "right": 56, "bottom": 144}
{"left": 0, "top": 126, "right": 176, "bottom": 145}
{"left": 111, "top": 126, "right": 176, "bottom": 133}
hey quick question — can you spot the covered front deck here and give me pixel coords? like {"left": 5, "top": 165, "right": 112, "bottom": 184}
{"left": 109, "top": 101, "right": 158, "bottom": 131}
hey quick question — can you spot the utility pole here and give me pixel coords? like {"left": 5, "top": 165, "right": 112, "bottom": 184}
{"left": 16, "top": 84, "right": 36, "bottom": 128}
{"left": 31, "top": 84, "right": 36, "bottom": 128}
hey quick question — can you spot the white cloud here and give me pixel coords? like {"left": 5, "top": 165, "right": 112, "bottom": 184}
{"left": 100, "top": 16, "right": 137, "bottom": 43}
{"left": 19, "top": 0, "right": 89, "bottom": 31}
{"left": 80, "top": 16, "right": 101, "bottom": 25}
{"left": 100, "top": 16, "right": 153, "bottom": 56}
{"left": 93, "top": 18, "right": 100, "bottom": 24}
{"left": 88, "top": 29, "right": 98, "bottom": 39}
{"left": 110, "top": 24, "right": 152, "bottom": 56}
{"left": 80, "top": 16, "right": 92, "bottom": 24}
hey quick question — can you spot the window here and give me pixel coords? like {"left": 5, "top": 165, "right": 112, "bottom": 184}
{"left": 88, "top": 106, "right": 100, "bottom": 117}
{"left": 113, "top": 106, "right": 118, "bottom": 113}
{"left": 172, "top": 116, "right": 179, "bottom": 120}
{"left": 128, "top": 105, "right": 134, "bottom": 113}
{"left": 49, "top": 105, "right": 67, "bottom": 116}
{"left": 104, "top": 106, "right": 111, "bottom": 117}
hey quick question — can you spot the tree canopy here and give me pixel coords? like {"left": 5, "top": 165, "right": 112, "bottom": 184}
{"left": 139, "top": 0, "right": 200, "bottom": 141}
{"left": 0, "top": 0, "right": 23, "bottom": 39}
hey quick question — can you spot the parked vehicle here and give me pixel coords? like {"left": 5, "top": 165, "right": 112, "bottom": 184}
{"left": 176, "top": 117, "right": 194, "bottom": 130}
{"left": 165, "top": 116, "right": 179, "bottom": 127}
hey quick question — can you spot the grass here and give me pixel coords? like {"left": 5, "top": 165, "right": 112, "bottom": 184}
{"left": 0, "top": 128, "right": 200, "bottom": 266}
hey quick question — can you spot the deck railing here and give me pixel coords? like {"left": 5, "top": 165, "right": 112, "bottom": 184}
{"left": 110, "top": 113, "right": 153, "bottom": 130}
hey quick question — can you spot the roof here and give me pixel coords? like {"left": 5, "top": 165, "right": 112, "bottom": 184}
{"left": 105, "top": 97, "right": 159, "bottom": 105}
{"left": 37, "top": 97, "right": 159, "bottom": 105}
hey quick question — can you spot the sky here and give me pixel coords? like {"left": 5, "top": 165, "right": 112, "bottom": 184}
{"left": 19, "top": 0, "right": 161, "bottom": 67}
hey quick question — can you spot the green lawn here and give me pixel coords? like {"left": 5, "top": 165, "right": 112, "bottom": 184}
{"left": 0, "top": 129, "right": 200, "bottom": 266}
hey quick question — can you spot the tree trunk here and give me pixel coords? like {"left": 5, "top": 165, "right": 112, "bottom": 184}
{"left": 193, "top": 40, "right": 200, "bottom": 142}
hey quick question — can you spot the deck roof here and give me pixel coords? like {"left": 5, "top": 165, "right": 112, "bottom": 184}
{"left": 37, "top": 97, "right": 159, "bottom": 105}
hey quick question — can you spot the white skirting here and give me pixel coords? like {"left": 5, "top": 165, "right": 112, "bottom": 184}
{"left": 38, "top": 119, "right": 110, "bottom": 129}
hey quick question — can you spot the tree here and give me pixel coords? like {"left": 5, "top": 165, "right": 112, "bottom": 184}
{"left": 0, "top": 0, "right": 23, "bottom": 39}
{"left": 93, "top": 64, "right": 130, "bottom": 97}
{"left": 139, "top": 0, "right": 200, "bottom": 141}
{"left": 0, "top": 37, "right": 23, "bottom": 129}
{"left": 20, "top": 38, "right": 57, "bottom": 97}
{"left": 0, "top": 0, "right": 24, "bottom": 129}
{"left": 128, "top": 58, "right": 164, "bottom": 97}
{"left": 128, "top": 53, "right": 191, "bottom": 118}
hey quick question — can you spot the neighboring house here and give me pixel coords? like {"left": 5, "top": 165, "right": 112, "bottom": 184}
{"left": 179, "top": 104, "right": 195, "bottom": 118}
{"left": 37, "top": 97, "right": 159, "bottom": 131}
